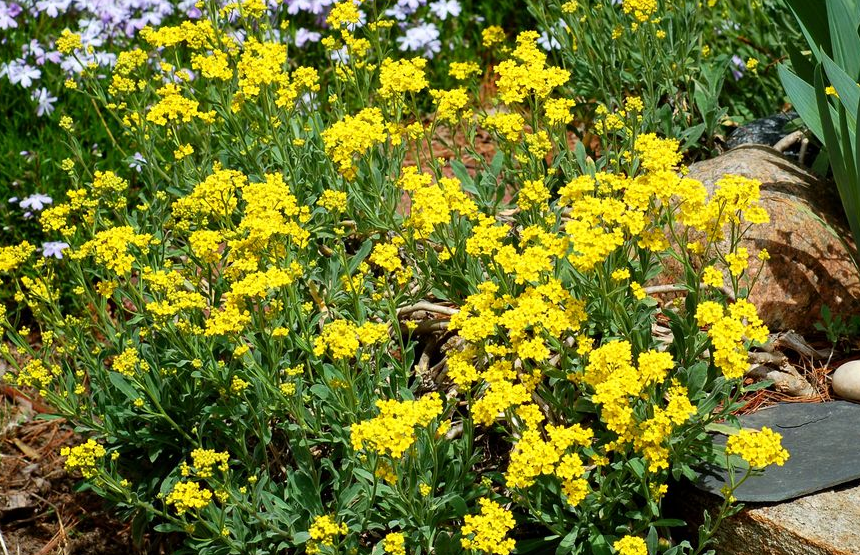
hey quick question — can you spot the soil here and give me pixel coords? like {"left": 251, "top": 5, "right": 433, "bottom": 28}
{"left": 0, "top": 388, "right": 150, "bottom": 555}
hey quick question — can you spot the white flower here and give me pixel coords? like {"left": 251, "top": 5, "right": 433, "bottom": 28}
{"left": 396, "top": 23, "right": 441, "bottom": 58}
{"left": 42, "top": 241, "right": 70, "bottom": 259}
{"left": 129, "top": 152, "right": 146, "bottom": 173}
{"left": 429, "top": 0, "right": 460, "bottom": 20}
{"left": 31, "top": 87, "right": 57, "bottom": 117}
{"left": 19, "top": 193, "right": 53, "bottom": 211}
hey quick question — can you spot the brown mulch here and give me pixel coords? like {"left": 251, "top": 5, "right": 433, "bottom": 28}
{"left": 735, "top": 344, "right": 847, "bottom": 416}
{"left": 0, "top": 390, "right": 149, "bottom": 555}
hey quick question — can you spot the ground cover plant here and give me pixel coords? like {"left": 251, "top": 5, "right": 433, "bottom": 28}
{"left": 0, "top": 1, "right": 798, "bottom": 554}
{"left": 528, "top": 0, "right": 799, "bottom": 157}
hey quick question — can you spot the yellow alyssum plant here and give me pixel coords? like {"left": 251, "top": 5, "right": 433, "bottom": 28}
{"left": 0, "top": 3, "right": 784, "bottom": 555}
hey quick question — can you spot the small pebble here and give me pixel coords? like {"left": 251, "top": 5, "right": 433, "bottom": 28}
{"left": 832, "top": 360, "right": 860, "bottom": 401}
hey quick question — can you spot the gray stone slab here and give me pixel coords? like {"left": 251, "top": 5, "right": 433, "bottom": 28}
{"left": 695, "top": 401, "right": 860, "bottom": 502}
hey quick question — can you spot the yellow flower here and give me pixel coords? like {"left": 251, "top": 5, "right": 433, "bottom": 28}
{"left": 57, "top": 29, "right": 82, "bottom": 54}
{"left": 166, "top": 481, "right": 213, "bottom": 514}
{"left": 482, "top": 25, "right": 506, "bottom": 48}
{"left": 726, "top": 427, "right": 789, "bottom": 468}
{"left": 383, "top": 532, "right": 406, "bottom": 555}
{"left": 461, "top": 499, "right": 516, "bottom": 554}
{"left": 614, "top": 535, "right": 647, "bottom": 555}
{"left": 724, "top": 248, "right": 749, "bottom": 277}
{"left": 351, "top": 393, "right": 443, "bottom": 458}
{"left": 449, "top": 61, "right": 481, "bottom": 80}
{"left": 379, "top": 57, "right": 428, "bottom": 99}
{"left": 60, "top": 439, "right": 106, "bottom": 478}
{"left": 702, "top": 266, "right": 724, "bottom": 288}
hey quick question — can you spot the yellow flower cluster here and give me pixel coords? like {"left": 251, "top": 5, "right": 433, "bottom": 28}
{"left": 379, "top": 57, "right": 428, "bottom": 99}
{"left": 237, "top": 39, "right": 287, "bottom": 98}
{"left": 0, "top": 241, "right": 35, "bottom": 272}
{"left": 307, "top": 515, "right": 348, "bottom": 554}
{"left": 430, "top": 88, "right": 471, "bottom": 124}
{"left": 112, "top": 347, "right": 140, "bottom": 376}
{"left": 322, "top": 108, "right": 388, "bottom": 179}
{"left": 622, "top": 0, "right": 657, "bottom": 23}
{"left": 583, "top": 341, "right": 695, "bottom": 471}
{"left": 495, "top": 31, "right": 570, "bottom": 104}
{"left": 460, "top": 498, "right": 515, "bottom": 555}
{"left": 146, "top": 83, "right": 216, "bottom": 126}
{"left": 506, "top": 422, "right": 593, "bottom": 497}
{"left": 14, "top": 359, "right": 60, "bottom": 391}
{"left": 189, "top": 448, "right": 230, "bottom": 478}
{"left": 61, "top": 439, "right": 106, "bottom": 479}
{"left": 696, "top": 300, "right": 768, "bottom": 379}
{"left": 449, "top": 61, "right": 481, "bottom": 80}
{"left": 56, "top": 29, "right": 82, "bottom": 54}
{"left": 726, "top": 426, "right": 789, "bottom": 468}
{"left": 71, "top": 226, "right": 154, "bottom": 275}
{"left": 383, "top": 532, "right": 406, "bottom": 555}
{"left": 191, "top": 50, "right": 233, "bottom": 81}
{"left": 351, "top": 393, "right": 443, "bottom": 458}
{"left": 399, "top": 167, "right": 477, "bottom": 237}
{"left": 166, "top": 481, "right": 213, "bottom": 515}
{"left": 143, "top": 268, "right": 207, "bottom": 319}
{"left": 140, "top": 19, "right": 217, "bottom": 49}
{"left": 614, "top": 535, "right": 648, "bottom": 555}
{"left": 313, "top": 319, "right": 389, "bottom": 360}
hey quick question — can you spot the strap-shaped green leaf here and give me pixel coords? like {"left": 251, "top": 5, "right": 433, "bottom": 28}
{"left": 827, "top": 0, "right": 860, "bottom": 80}
{"left": 779, "top": 63, "right": 826, "bottom": 141}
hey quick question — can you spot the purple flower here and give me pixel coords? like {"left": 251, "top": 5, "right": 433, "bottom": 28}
{"left": 31, "top": 87, "right": 57, "bottom": 116}
{"left": 19, "top": 193, "right": 53, "bottom": 211}
{"left": 731, "top": 54, "right": 746, "bottom": 81}
{"left": 294, "top": 27, "right": 322, "bottom": 48}
{"left": 0, "top": 1, "right": 22, "bottom": 30}
{"left": 42, "top": 241, "right": 69, "bottom": 259}
{"left": 429, "top": 0, "right": 460, "bottom": 19}
{"left": 129, "top": 152, "right": 146, "bottom": 173}
{"left": 286, "top": 0, "right": 333, "bottom": 16}
{"left": 25, "top": 39, "right": 48, "bottom": 65}
{"left": 5, "top": 59, "right": 41, "bottom": 87}
{"left": 397, "top": 23, "right": 441, "bottom": 58}
{"left": 35, "top": 0, "right": 71, "bottom": 18}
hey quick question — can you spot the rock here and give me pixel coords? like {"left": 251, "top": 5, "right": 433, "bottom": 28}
{"left": 832, "top": 360, "right": 860, "bottom": 400}
{"left": 727, "top": 111, "right": 818, "bottom": 165}
{"left": 694, "top": 402, "right": 860, "bottom": 502}
{"left": 686, "top": 145, "right": 860, "bottom": 333}
{"left": 728, "top": 112, "right": 797, "bottom": 149}
{"left": 676, "top": 483, "right": 860, "bottom": 555}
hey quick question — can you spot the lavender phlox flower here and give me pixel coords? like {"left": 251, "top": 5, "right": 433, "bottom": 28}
{"left": 429, "top": 0, "right": 460, "bottom": 19}
{"left": 286, "top": 0, "right": 333, "bottom": 16}
{"left": 42, "top": 241, "right": 69, "bottom": 259}
{"left": 35, "top": 0, "right": 71, "bottom": 17}
{"left": 397, "top": 22, "right": 440, "bottom": 58}
{"left": 731, "top": 54, "right": 745, "bottom": 80}
{"left": 31, "top": 86, "right": 57, "bottom": 116}
{"left": 25, "top": 39, "right": 48, "bottom": 65}
{"left": 294, "top": 27, "right": 322, "bottom": 47}
{"left": 0, "top": 1, "right": 22, "bottom": 30}
{"left": 19, "top": 193, "right": 53, "bottom": 211}
{"left": 5, "top": 59, "right": 40, "bottom": 87}
{"left": 129, "top": 152, "right": 146, "bottom": 173}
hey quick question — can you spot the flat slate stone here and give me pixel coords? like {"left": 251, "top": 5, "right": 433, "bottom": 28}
{"left": 695, "top": 401, "right": 860, "bottom": 502}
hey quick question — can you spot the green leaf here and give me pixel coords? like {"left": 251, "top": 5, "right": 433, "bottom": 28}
{"left": 348, "top": 239, "right": 373, "bottom": 274}
{"left": 778, "top": 64, "right": 825, "bottom": 142}
{"left": 826, "top": 0, "right": 860, "bottom": 79}
{"left": 786, "top": 0, "right": 831, "bottom": 60}
{"left": 108, "top": 372, "right": 139, "bottom": 402}
{"left": 822, "top": 54, "right": 860, "bottom": 126}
